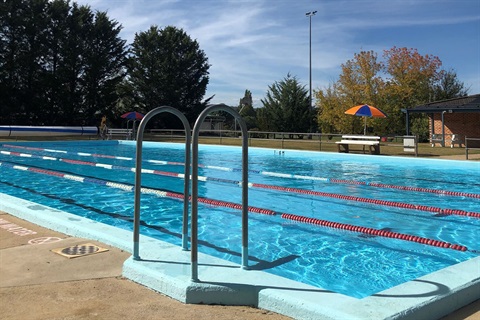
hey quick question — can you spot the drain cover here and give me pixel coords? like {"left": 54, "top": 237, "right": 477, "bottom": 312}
{"left": 52, "top": 243, "right": 108, "bottom": 258}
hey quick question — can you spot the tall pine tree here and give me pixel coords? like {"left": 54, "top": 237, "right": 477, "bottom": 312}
{"left": 260, "top": 74, "right": 311, "bottom": 133}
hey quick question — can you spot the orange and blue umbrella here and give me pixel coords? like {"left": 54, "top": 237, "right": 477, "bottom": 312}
{"left": 345, "top": 104, "right": 387, "bottom": 118}
{"left": 345, "top": 104, "right": 387, "bottom": 135}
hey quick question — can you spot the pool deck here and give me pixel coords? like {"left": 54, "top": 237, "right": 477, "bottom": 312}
{"left": 1, "top": 193, "right": 479, "bottom": 320}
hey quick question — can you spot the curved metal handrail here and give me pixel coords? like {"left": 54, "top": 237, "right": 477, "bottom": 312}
{"left": 190, "top": 103, "right": 249, "bottom": 282}
{"left": 133, "top": 106, "right": 192, "bottom": 259}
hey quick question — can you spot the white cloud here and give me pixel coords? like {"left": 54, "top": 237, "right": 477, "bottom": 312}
{"left": 74, "top": 0, "right": 480, "bottom": 105}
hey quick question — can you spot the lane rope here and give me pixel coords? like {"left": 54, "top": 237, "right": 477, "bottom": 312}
{"left": 1, "top": 149, "right": 479, "bottom": 219}
{"left": 0, "top": 159, "right": 474, "bottom": 253}
{"left": 2, "top": 144, "right": 479, "bottom": 200}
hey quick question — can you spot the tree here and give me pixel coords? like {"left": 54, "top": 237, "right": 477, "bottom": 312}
{"left": 338, "top": 51, "right": 384, "bottom": 105}
{"left": 0, "top": 0, "right": 127, "bottom": 125}
{"left": 128, "top": 25, "right": 210, "bottom": 125}
{"left": 81, "top": 11, "right": 127, "bottom": 123}
{"left": 315, "top": 82, "right": 349, "bottom": 134}
{"left": 260, "top": 74, "right": 311, "bottom": 133}
{"left": 0, "top": 0, "right": 50, "bottom": 124}
{"left": 317, "top": 47, "right": 446, "bottom": 137}
{"left": 51, "top": 3, "right": 94, "bottom": 124}
{"left": 317, "top": 51, "right": 385, "bottom": 134}
{"left": 383, "top": 47, "right": 443, "bottom": 136}
{"left": 433, "top": 68, "right": 469, "bottom": 100}
{"left": 238, "top": 90, "right": 256, "bottom": 130}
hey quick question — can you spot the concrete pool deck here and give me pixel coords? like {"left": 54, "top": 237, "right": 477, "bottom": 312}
{"left": 1, "top": 194, "right": 479, "bottom": 320}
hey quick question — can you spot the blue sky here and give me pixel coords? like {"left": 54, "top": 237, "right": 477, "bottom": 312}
{"left": 76, "top": 0, "right": 480, "bottom": 107}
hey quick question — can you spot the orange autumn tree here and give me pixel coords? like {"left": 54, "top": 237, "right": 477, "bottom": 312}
{"left": 382, "top": 47, "right": 442, "bottom": 136}
{"left": 317, "top": 50, "right": 385, "bottom": 134}
{"left": 316, "top": 47, "right": 443, "bottom": 136}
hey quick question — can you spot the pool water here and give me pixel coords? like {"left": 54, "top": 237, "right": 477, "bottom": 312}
{"left": 0, "top": 140, "right": 479, "bottom": 298}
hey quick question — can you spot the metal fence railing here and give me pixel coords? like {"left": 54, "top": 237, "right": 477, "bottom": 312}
{"left": 465, "top": 137, "right": 480, "bottom": 160}
{"left": 147, "top": 129, "right": 421, "bottom": 156}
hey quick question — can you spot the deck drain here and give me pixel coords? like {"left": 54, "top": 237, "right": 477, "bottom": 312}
{"left": 51, "top": 243, "right": 108, "bottom": 258}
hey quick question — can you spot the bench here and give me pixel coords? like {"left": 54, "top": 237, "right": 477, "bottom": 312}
{"left": 450, "top": 134, "right": 461, "bottom": 148}
{"left": 336, "top": 135, "right": 380, "bottom": 154}
{"left": 431, "top": 134, "right": 444, "bottom": 147}
{"left": 107, "top": 128, "right": 133, "bottom": 140}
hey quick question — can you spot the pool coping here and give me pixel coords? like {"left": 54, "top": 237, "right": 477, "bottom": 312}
{"left": 1, "top": 193, "right": 478, "bottom": 320}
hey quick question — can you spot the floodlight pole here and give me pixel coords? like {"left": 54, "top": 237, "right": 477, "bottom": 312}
{"left": 306, "top": 11, "right": 317, "bottom": 109}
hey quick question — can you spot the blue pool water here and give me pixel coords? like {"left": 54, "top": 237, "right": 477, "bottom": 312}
{"left": 0, "top": 140, "right": 479, "bottom": 298}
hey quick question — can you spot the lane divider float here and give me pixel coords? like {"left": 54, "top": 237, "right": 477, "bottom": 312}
{"left": 1, "top": 150, "right": 479, "bottom": 219}
{"left": 0, "top": 160, "right": 475, "bottom": 253}
{"left": 2, "top": 144, "right": 479, "bottom": 200}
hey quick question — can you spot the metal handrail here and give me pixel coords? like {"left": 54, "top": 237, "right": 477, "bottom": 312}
{"left": 133, "top": 106, "right": 192, "bottom": 260}
{"left": 190, "top": 104, "right": 249, "bottom": 282}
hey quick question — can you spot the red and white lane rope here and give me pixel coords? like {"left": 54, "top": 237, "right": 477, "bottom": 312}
{"left": 2, "top": 143, "right": 479, "bottom": 199}
{"left": 250, "top": 183, "right": 480, "bottom": 219}
{"left": 0, "top": 160, "right": 474, "bottom": 253}
{"left": 1, "top": 149, "right": 479, "bottom": 219}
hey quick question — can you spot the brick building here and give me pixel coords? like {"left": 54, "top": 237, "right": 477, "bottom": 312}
{"left": 403, "top": 94, "right": 480, "bottom": 147}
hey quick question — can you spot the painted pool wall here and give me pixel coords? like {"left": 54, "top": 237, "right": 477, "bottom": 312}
{"left": 0, "top": 126, "right": 98, "bottom": 137}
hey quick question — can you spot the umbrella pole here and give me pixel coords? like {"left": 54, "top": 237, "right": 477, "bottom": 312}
{"left": 364, "top": 117, "right": 367, "bottom": 135}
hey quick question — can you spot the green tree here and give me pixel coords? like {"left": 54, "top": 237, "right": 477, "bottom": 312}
{"left": 43, "top": 0, "right": 70, "bottom": 122}
{"left": 238, "top": 90, "right": 256, "bottom": 130}
{"left": 433, "top": 69, "right": 469, "bottom": 100}
{"left": 255, "top": 107, "right": 270, "bottom": 132}
{"left": 0, "top": 0, "right": 50, "bottom": 124}
{"left": 81, "top": 11, "right": 127, "bottom": 123}
{"left": 128, "top": 25, "right": 210, "bottom": 125}
{"left": 52, "top": 3, "right": 94, "bottom": 124}
{"left": 260, "top": 74, "right": 311, "bottom": 133}
{"left": 0, "top": 0, "right": 127, "bottom": 125}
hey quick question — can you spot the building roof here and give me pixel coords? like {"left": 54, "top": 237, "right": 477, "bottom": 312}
{"left": 404, "top": 94, "right": 480, "bottom": 113}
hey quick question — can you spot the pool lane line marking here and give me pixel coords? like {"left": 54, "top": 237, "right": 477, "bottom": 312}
{"left": 0, "top": 161, "right": 474, "bottom": 253}
{"left": 1, "top": 146, "right": 479, "bottom": 200}
{"left": 1, "top": 151, "right": 480, "bottom": 219}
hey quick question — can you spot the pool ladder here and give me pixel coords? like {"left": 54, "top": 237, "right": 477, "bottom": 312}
{"left": 132, "top": 104, "right": 249, "bottom": 282}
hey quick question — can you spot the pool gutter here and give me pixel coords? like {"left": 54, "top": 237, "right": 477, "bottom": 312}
{"left": 1, "top": 193, "right": 479, "bottom": 320}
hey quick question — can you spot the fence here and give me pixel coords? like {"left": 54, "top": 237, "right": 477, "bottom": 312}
{"left": 147, "top": 129, "right": 418, "bottom": 156}
{"left": 465, "top": 137, "right": 480, "bottom": 160}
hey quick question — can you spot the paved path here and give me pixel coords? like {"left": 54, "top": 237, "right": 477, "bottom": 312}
{"left": 0, "top": 212, "right": 287, "bottom": 320}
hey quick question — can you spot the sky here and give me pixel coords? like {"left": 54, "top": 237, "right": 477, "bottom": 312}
{"left": 75, "top": 0, "right": 480, "bottom": 107}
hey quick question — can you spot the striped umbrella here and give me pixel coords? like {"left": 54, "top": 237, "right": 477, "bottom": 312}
{"left": 121, "top": 111, "right": 144, "bottom": 120}
{"left": 345, "top": 104, "right": 387, "bottom": 135}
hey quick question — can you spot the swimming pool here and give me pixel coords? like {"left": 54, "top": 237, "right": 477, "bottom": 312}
{"left": 0, "top": 140, "right": 479, "bottom": 300}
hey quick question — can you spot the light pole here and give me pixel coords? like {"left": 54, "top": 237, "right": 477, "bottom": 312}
{"left": 306, "top": 11, "right": 317, "bottom": 109}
